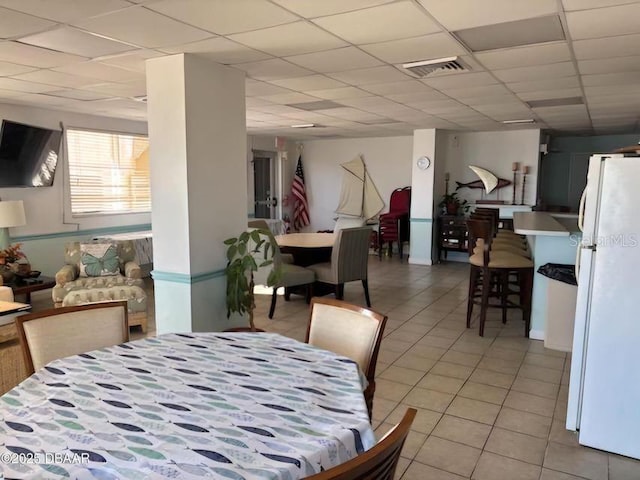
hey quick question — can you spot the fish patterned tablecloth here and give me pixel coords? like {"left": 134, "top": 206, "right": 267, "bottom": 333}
{"left": 0, "top": 333, "right": 375, "bottom": 480}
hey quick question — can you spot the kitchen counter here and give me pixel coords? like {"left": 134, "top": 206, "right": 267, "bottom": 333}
{"left": 514, "top": 212, "right": 581, "bottom": 342}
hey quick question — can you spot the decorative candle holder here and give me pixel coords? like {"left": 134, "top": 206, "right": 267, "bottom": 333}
{"left": 512, "top": 162, "right": 519, "bottom": 205}
{"left": 445, "top": 172, "right": 450, "bottom": 195}
{"left": 520, "top": 165, "right": 529, "bottom": 205}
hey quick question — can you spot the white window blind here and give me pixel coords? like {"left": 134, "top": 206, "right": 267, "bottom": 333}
{"left": 66, "top": 129, "right": 150, "bottom": 215}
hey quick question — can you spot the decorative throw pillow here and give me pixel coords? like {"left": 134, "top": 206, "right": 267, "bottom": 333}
{"left": 79, "top": 243, "right": 120, "bottom": 277}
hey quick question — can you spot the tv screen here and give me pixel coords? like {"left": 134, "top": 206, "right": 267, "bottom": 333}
{"left": 0, "top": 120, "right": 62, "bottom": 187}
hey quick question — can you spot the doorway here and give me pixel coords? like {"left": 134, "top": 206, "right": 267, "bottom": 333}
{"left": 253, "top": 152, "right": 276, "bottom": 219}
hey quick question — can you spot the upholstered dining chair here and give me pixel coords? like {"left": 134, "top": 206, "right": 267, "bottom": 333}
{"left": 306, "top": 408, "right": 416, "bottom": 480}
{"left": 0, "top": 286, "right": 13, "bottom": 302}
{"left": 306, "top": 298, "right": 387, "bottom": 419}
{"left": 15, "top": 301, "right": 129, "bottom": 375}
{"left": 308, "top": 226, "right": 373, "bottom": 307}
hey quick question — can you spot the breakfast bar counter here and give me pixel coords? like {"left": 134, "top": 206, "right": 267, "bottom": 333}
{"left": 514, "top": 212, "right": 580, "bottom": 341}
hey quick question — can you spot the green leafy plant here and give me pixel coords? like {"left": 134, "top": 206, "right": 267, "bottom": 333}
{"left": 224, "top": 229, "right": 282, "bottom": 331}
{"left": 439, "top": 192, "right": 469, "bottom": 215}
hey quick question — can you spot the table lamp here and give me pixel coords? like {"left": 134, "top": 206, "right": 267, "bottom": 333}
{"left": 0, "top": 200, "right": 26, "bottom": 250}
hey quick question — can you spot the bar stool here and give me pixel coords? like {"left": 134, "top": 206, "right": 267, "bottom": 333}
{"left": 475, "top": 208, "right": 523, "bottom": 240}
{"left": 466, "top": 218, "right": 534, "bottom": 337}
{"left": 470, "top": 212, "right": 530, "bottom": 257}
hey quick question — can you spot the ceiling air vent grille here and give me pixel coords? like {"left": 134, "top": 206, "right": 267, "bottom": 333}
{"left": 402, "top": 56, "right": 470, "bottom": 78}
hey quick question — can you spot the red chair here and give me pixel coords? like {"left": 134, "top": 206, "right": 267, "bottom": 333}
{"left": 378, "top": 187, "right": 411, "bottom": 261}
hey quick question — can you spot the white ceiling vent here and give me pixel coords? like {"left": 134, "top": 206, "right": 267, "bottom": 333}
{"left": 401, "top": 56, "right": 470, "bottom": 78}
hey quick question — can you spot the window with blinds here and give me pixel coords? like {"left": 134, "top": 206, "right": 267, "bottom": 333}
{"left": 66, "top": 129, "right": 151, "bottom": 215}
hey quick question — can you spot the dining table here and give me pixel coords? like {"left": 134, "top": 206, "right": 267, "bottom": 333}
{"left": 275, "top": 233, "right": 335, "bottom": 267}
{"left": 0, "top": 332, "right": 375, "bottom": 480}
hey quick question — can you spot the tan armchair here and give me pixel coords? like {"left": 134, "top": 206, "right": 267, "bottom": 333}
{"left": 308, "top": 227, "right": 373, "bottom": 307}
{"left": 52, "top": 241, "right": 147, "bottom": 332}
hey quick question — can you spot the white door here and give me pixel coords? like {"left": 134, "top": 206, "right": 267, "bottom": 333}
{"left": 577, "top": 156, "right": 640, "bottom": 458}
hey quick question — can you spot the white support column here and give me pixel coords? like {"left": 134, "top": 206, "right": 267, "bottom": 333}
{"left": 146, "top": 53, "right": 247, "bottom": 333}
{"left": 409, "top": 129, "right": 437, "bottom": 265}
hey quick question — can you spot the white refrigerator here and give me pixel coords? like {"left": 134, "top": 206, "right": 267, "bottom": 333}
{"left": 567, "top": 153, "right": 640, "bottom": 459}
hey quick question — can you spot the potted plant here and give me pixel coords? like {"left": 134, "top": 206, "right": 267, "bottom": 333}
{"left": 0, "top": 243, "right": 27, "bottom": 282}
{"left": 224, "top": 229, "right": 281, "bottom": 332}
{"left": 439, "top": 192, "right": 469, "bottom": 216}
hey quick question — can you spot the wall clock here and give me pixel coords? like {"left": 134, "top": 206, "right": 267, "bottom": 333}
{"left": 417, "top": 156, "right": 431, "bottom": 170}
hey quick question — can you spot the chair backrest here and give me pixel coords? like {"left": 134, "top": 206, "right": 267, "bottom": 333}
{"left": 467, "top": 218, "right": 494, "bottom": 264}
{"left": 0, "top": 286, "right": 14, "bottom": 302}
{"left": 331, "top": 226, "right": 372, "bottom": 283}
{"left": 16, "top": 301, "right": 129, "bottom": 375}
{"left": 64, "top": 241, "right": 135, "bottom": 271}
{"left": 247, "top": 227, "right": 283, "bottom": 286}
{"left": 306, "top": 297, "right": 387, "bottom": 383}
{"left": 305, "top": 408, "right": 416, "bottom": 480}
{"left": 388, "top": 187, "right": 411, "bottom": 213}
{"left": 248, "top": 219, "right": 270, "bottom": 230}
{"left": 475, "top": 208, "right": 500, "bottom": 231}
{"left": 334, "top": 216, "right": 366, "bottom": 232}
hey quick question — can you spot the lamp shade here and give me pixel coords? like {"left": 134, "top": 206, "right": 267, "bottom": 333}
{"left": 0, "top": 200, "right": 26, "bottom": 228}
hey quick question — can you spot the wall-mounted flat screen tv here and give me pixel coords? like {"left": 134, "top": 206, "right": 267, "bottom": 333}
{"left": 0, "top": 120, "right": 62, "bottom": 187}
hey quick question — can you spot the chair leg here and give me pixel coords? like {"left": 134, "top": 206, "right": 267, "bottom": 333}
{"left": 479, "top": 268, "right": 491, "bottom": 337}
{"left": 269, "top": 289, "right": 277, "bottom": 319}
{"left": 467, "top": 266, "right": 478, "bottom": 328}
{"left": 378, "top": 232, "right": 383, "bottom": 260}
{"left": 284, "top": 287, "right": 291, "bottom": 301}
{"left": 501, "top": 271, "right": 509, "bottom": 325}
{"left": 521, "top": 269, "right": 534, "bottom": 338}
{"left": 362, "top": 279, "right": 371, "bottom": 308}
{"left": 335, "top": 283, "right": 344, "bottom": 300}
{"left": 364, "top": 381, "right": 374, "bottom": 420}
{"left": 399, "top": 241, "right": 403, "bottom": 261}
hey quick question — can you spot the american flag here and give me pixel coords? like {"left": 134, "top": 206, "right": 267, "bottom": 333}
{"left": 292, "top": 155, "right": 310, "bottom": 230}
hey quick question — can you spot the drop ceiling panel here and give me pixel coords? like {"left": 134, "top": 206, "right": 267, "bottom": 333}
{"left": 566, "top": 3, "right": 640, "bottom": 39}
{"left": 0, "top": 42, "right": 85, "bottom": 67}
{"left": 245, "top": 80, "right": 291, "bottom": 97}
{"left": 412, "top": 98, "right": 466, "bottom": 112}
{"left": 422, "top": 72, "right": 498, "bottom": 90}
{"left": 162, "top": 38, "right": 271, "bottom": 64}
{"left": 463, "top": 95, "right": 523, "bottom": 107}
{"left": 507, "top": 76, "right": 580, "bottom": 93}
{"left": 11, "top": 69, "right": 100, "bottom": 88}
{"left": 304, "top": 86, "right": 372, "bottom": 100}
{"left": 73, "top": 6, "right": 212, "bottom": 48}
{"left": 385, "top": 90, "right": 449, "bottom": 103}
{"left": 337, "top": 96, "right": 402, "bottom": 109}
{"left": 578, "top": 56, "right": 640, "bottom": 75}
{"left": 585, "top": 84, "right": 640, "bottom": 96}
{"left": 271, "top": 0, "right": 394, "bottom": 18}
{"left": 269, "top": 75, "right": 346, "bottom": 91}
{"left": 256, "top": 92, "right": 319, "bottom": 104}
{"left": 0, "top": 61, "right": 36, "bottom": 76}
{"left": 147, "top": 0, "right": 298, "bottom": 35}
{"left": 475, "top": 42, "right": 571, "bottom": 70}
{"left": 285, "top": 47, "right": 382, "bottom": 73}
{"left": 517, "top": 88, "right": 583, "bottom": 101}
{"left": 419, "top": 0, "right": 558, "bottom": 30}
{"left": 582, "top": 72, "right": 640, "bottom": 86}
{"left": 360, "top": 33, "right": 465, "bottom": 64}
{"left": 573, "top": 34, "right": 640, "bottom": 60}
{"left": 362, "top": 80, "right": 432, "bottom": 95}
{"left": 441, "top": 84, "right": 511, "bottom": 98}
{"left": 563, "top": 0, "right": 640, "bottom": 11}
{"left": 0, "top": 87, "right": 29, "bottom": 98}
{"left": 313, "top": 2, "right": 441, "bottom": 44}
{"left": 47, "top": 89, "right": 111, "bottom": 100}
{"left": 327, "top": 66, "right": 409, "bottom": 85}
{"left": 10, "top": 92, "right": 71, "bottom": 106}
{"left": 0, "top": 0, "right": 132, "bottom": 23}
{"left": 53, "top": 62, "right": 141, "bottom": 82}
{"left": 494, "top": 62, "right": 576, "bottom": 83}
{"left": 229, "top": 22, "right": 346, "bottom": 57}
{"left": 0, "top": 77, "right": 58, "bottom": 93}
{"left": 82, "top": 81, "right": 146, "bottom": 97}
{"left": 233, "top": 59, "right": 313, "bottom": 81}
{"left": 19, "top": 27, "right": 137, "bottom": 58}
{"left": 98, "top": 49, "right": 164, "bottom": 73}
{"left": 0, "top": 7, "right": 56, "bottom": 39}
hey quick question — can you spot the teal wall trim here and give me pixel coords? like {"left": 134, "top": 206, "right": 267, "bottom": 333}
{"left": 14, "top": 223, "right": 152, "bottom": 242}
{"left": 410, "top": 218, "right": 433, "bottom": 223}
{"left": 151, "top": 268, "right": 226, "bottom": 284}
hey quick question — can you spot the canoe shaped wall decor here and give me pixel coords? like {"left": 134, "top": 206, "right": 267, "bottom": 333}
{"left": 456, "top": 165, "right": 512, "bottom": 194}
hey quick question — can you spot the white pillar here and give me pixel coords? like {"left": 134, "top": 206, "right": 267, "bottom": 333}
{"left": 146, "top": 54, "right": 247, "bottom": 333}
{"left": 409, "top": 129, "right": 437, "bottom": 265}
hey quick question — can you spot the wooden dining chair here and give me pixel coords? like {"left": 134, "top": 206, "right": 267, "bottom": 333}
{"left": 306, "top": 408, "right": 416, "bottom": 480}
{"left": 15, "top": 301, "right": 129, "bottom": 375}
{"left": 306, "top": 297, "right": 387, "bottom": 419}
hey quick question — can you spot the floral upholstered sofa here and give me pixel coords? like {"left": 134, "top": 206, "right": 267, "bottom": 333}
{"left": 52, "top": 241, "right": 148, "bottom": 332}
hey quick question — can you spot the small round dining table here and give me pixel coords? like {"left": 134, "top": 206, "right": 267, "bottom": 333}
{"left": 275, "top": 233, "right": 335, "bottom": 267}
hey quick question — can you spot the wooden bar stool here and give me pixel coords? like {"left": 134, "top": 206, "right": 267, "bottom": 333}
{"left": 466, "top": 218, "right": 534, "bottom": 337}
{"left": 470, "top": 212, "right": 530, "bottom": 257}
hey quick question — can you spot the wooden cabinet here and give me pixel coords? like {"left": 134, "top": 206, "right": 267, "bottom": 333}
{"left": 438, "top": 215, "right": 468, "bottom": 261}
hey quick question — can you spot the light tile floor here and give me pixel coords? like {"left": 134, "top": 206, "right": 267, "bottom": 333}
{"left": 131, "top": 258, "right": 640, "bottom": 480}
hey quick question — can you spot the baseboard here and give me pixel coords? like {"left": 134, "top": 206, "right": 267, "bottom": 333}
{"left": 529, "top": 329, "right": 544, "bottom": 341}
{"left": 408, "top": 258, "right": 432, "bottom": 266}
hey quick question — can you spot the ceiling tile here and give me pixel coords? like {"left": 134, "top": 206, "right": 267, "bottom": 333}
{"left": 82, "top": 81, "right": 146, "bottom": 97}
{"left": 53, "top": 61, "right": 141, "bottom": 82}
{"left": 507, "top": 76, "right": 580, "bottom": 93}
{"left": 584, "top": 84, "right": 640, "bottom": 95}
{"left": 517, "top": 88, "right": 583, "bottom": 101}
{"left": 475, "top": 42, "right": 571, "bottom": 70}
{"left": 9, "top": 92, "right": 72, "bottom": 106}
{"left": 582, "top": 72, "right": 640, "bottom": 86}
{"left": 270, "top": 0, "right": 394, "bottom": 18}
{"left": 147, "top": 0, "right": 298, "bottom": 35}
{"left": 46, "top": 88, "right": 112, "bottom": 100}
{"left": 313, "top": 1, "right": 441, "bottom": 44}
{"left": 422, "top": 72, "right": 498, "bottom": 90}
{"left": 463, "top": 95, "right": 523, "bottom": 106}
{"left": 360, "top": 33, "right": 465, "bottom": 64}
{"left": 162, "top": 37, "right": 271, "bottom": 64}
{"left": 573, "top": 34, "right": 640, "bottom": 60}
{"left": 98, "top": 49, "right": 164, "bottom": 73}
{"left": 245, "top": 79, "right": 291, "bottom": 97}
{"left": 0, "top": 61, "right": 36, "bottom": 76}
{"left": 256, "top": 92, "right": 320, "bottom": 104}
{"left": 562, "top": 0, "right": 640, "bottom": 11}
{"left": 0, "top": 0, "right": 131, "bottom": 23}
{"left": 0, "top": 77, "right": 58, "bottom": 93}
{"left": 578, "top": 55, "right": 640, "bottom": 75}
{"left": 385, "top": 90, "right": 449, "bottom": 103}
{"left": 229, "top": 22, "right": 346, "bottom": 57}
{"left": 327, "top": 66, "right": 409, "bottom": 85}
{"left": 0, "top": 87, "right": 29, "bottom": 98}
{"left": 337, "top": 96, "right": 401, "bottom": 109}
{"left": 73, "top": 6, "right": 212, "bottom": 48}
{"left": 419, "top": 0, "right": 558, "bottom": 30}
{"left": 304, "top": 86, "right": 372, "bottom": 100}
{"left": 285, "top": 47, "right": 382, "bottom": 73}
{"left": 493, "top": 62, "right": 576, "bottom": 82}
{"left": 0, "top": 42, "right": 85, "bottom": 67}
{"left": 19, "top": 27, "right": 136, "bottom": 58}
{"left": 361, "top": 80, "right": 432, "bottom": 95}
{"left": 10, "top": 69, "right": 100, "bottom": 88}
{"left": 566, "top": 3, "right": 640, "bottom": 40}
{"left": 233, "top": 58, "right": 313, "bottom": 81}
{"left": 440, "top": 84, "right": 511, "bottom": 98}
{"left": 0, "top": 7, "right": 56, "bottom": 39}
{"left": 412, "top": 98, "right": 465, "bottom": 112}
{"left": 269, "top": 75, "right": 346, "bottom": 90}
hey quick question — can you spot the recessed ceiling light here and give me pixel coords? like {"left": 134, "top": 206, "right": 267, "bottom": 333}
{"left": 502, "top": 119, "right": 536, "bottom": 124}
{"left": 454, "top": 16, "right": 565, "bottom": 52}
{"left": 291, "top": 123, "right": 316, "bottom": 128}
{"left": 526, "top": 97, "right": 584, "bottom": 108}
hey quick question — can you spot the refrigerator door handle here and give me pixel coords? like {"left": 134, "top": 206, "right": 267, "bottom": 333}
{"left": 575, "top": 246, "right": 582, "bottom": 283}
{"left": 578, "top": 187, "right": 588, "bottom": 233}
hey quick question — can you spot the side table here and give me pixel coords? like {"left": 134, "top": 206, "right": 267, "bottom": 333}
{"left": 5, "top": 276, "right": 56, "bottom": 304}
